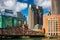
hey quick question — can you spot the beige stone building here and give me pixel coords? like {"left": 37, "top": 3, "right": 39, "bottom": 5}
{"left": 28, "top": 5, "right": 34, "bottom": 29}
{"left": 45, "top": 15, "right": 60, "bottom": 36}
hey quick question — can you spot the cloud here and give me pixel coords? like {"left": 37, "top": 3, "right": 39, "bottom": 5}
{"left": 40, "top": 0, "right": 51, "bottom": 9}
{"left": 0, "top": 0, "right": 4, "bottom": 10}
{"left": 34, "top": 0, "right": 51, "bottom": 9}
{"left": 15, "top": 2, "right": 28, "bottom": 12}
{"left": 3, "top": 0, "right": 16, "bottom": 8}
{"left": 0, "top": 0, "right": 27, "bottom": 12}
{"left": 34, "top": 0, "right": 44, "bottom": 4}
{"left": 0, "top": 0, "right": 17, "bottom": 10}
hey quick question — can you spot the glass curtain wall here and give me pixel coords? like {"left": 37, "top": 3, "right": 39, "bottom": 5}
{"left": 0, "top": 16, "right": 23, "bottom": 28}
{"left": 0, "top": 16, "right": 2, "bottom": 28}
{"left": 13, "top": 18, "right": 22, "bottom": 27}
{"left": 2, "top": 16, "right": 13, "bottom": 28}
{"left": 18, "top": 20, "right": 22, "bottom": 26}
{"left": 16, "top": 18, "right": 22, "bottom": 26}
{"left": 13, "top": 18, "right": 17, "bottom": 26}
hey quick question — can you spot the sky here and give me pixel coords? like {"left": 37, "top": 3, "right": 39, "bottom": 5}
{"left": 17, "top": 0, "right": 34, "bottom": 16}
{"left": 0, "top": 0, "right": 51, "bottom": 17}
{"left": 17, "top": 0, "right": 51, "bottom": 16}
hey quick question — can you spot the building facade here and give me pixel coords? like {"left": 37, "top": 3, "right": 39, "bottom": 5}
{"left": 28, "top": 5, "right": 43, "bottom": 29}
{"left": 28, "top": 5, "right": 34, "bottom": 29}
{"left": 51, "top": 0, "right": 60, "bottom": 15}
{"left": 43, "top": 14, "right": 48, "bottom": 28}
{"left": 0, "top": 9, "right": 24, "bottom": 28}
{"left": 45, "top": 15, "right": 60, "bottom": 36}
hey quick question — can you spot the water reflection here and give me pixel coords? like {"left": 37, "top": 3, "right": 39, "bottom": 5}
{"left": 41, "top": 37, "right": 60, "bottom": 40}
{"left": 1, "top": 37, "right": 60, "bottom": 40}
{"left": 20, "top": 37, "right": 60, "bottom": 40}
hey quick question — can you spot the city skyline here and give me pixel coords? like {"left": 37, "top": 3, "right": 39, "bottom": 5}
{"left": 0, "top": 0, "right": 60, "bottom": 37}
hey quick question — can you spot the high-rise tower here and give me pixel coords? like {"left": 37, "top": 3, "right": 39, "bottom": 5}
{"left": 28, "top": 5, "right": 43, "bottom": 29}
{"left": 51, "top": 0, "right": 60, "bottom": 15}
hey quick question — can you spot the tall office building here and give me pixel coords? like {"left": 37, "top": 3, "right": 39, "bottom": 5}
{"left": 28, "top": 5, "right": 43, "bottom": 29}
{"left": 28, "top": 5, "right": 34, "bottom": 29}
{"left": 51, "top": 0, "right": 60, "bottom": 14}
{"left": 16, "top": 12, "right": 24, "bottom": 26}
{"left": 17, "top": 12, "right": 24, "bottom": 19}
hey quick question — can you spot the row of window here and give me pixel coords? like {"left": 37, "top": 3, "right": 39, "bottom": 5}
{"left": 0, "top": 16, "right": 22, "bottom": 28}
{"left": 48, "top": 18, "right": 58, "bottom": 32}
{"left": 48, "top": 33, "right": 58, "bottom": 36}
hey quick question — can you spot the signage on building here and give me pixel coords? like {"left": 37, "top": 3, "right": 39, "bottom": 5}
{"left": 5, "top": 9, "right": 13, "bottom": 14}
{"left": 4, "top": 9, "right": 14, "bottom": 17}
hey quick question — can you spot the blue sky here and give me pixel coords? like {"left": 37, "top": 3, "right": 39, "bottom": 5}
{"left": 17, "top": 0, "right": 34, "bottom": 16}
{"left": 17, "top": 0, "right": 51, "bottom": 17}
{"left": 0, "top": 0, "right": 50, "bottom": 17}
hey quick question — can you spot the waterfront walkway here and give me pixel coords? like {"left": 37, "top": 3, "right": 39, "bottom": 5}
{"left": 0, "top": 26, "right": 44, "bottom": 36}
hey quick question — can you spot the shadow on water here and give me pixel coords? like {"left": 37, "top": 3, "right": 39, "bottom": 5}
{"left": 1, "top": 36, "right": 60, "bottom": 40}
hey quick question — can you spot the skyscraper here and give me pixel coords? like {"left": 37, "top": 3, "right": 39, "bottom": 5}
{"left": 51, "top": 0, "right": 60, "bottom": 15}
{"left": 28, "top": 5, "right": 34, "bottom": 29}
{"left": 17, "top": 12, "right": 24, "bottom": 19}
{"left": 28, "top": 5, "right": 43, "bottom": 29}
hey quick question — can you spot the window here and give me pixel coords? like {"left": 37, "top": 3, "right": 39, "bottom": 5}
{"left": 55, "top": 18, "right": 58, "bottom": 32}
{"left": 49, "top": 33, "right": 50, "bottom": 35}
{"left": 2, "top": 16, "right": 13, "bottom": 28}
{"left": 51, "top": 33, "right": 52, "bottom": 36}
{"left": 54, "top": 33, "right": 55, "bottom": 36}
{"left": 48, "top": 20, "right": 51, "bottom": 32}
{"left": 56, "top": 33, "right": 58, "bottom": 36}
